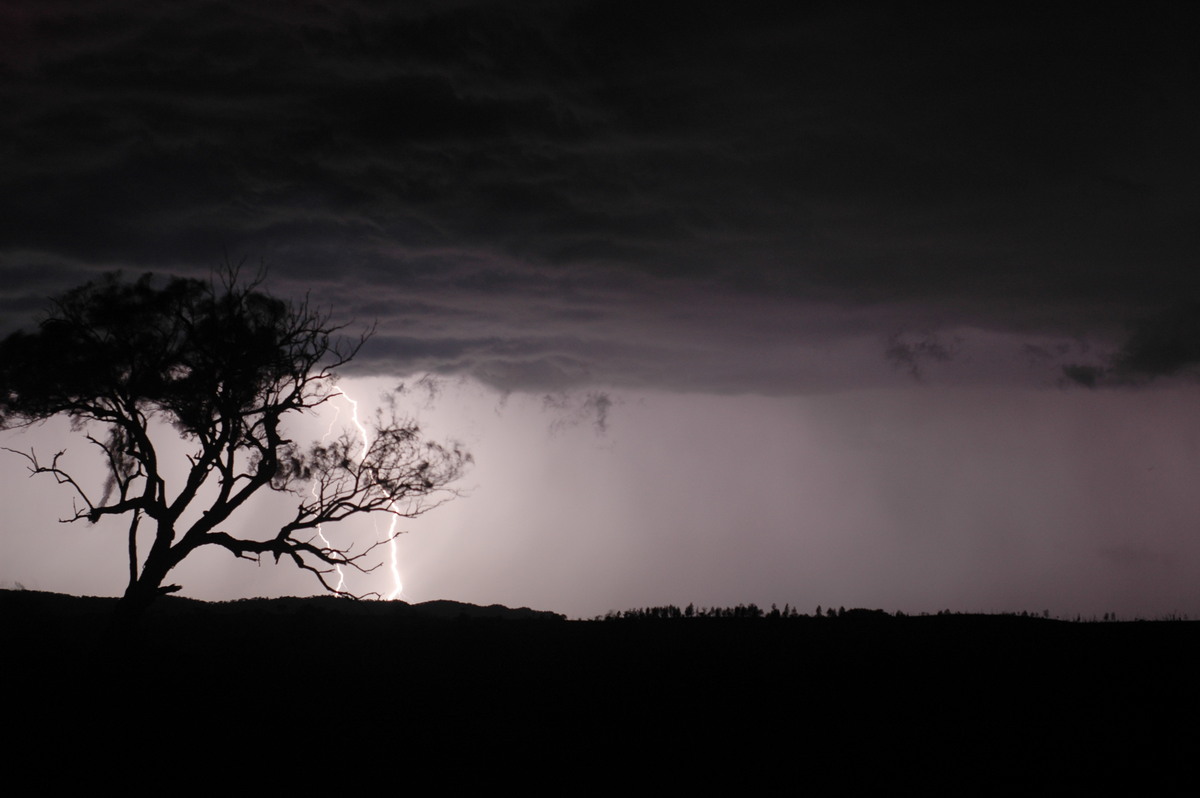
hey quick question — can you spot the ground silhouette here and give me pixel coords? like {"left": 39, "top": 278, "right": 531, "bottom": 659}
{"left": 4, "top": 589, "right": 1196, "bottom": 790}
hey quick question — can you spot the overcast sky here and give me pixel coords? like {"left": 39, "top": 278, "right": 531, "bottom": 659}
{"left": 3, "top": 2, "right": 1200, "bottom": 618}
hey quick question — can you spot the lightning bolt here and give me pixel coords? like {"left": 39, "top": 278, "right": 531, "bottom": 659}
{"left": 320, "top": 385, "right": 404, "bottom": 600}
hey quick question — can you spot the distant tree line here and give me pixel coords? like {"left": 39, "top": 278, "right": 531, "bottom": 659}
{"left": 594, "top": 605, "right": 1166, "bottom": 622}
{"left": 597, "top": 603, "right": 868, "bottom": 621}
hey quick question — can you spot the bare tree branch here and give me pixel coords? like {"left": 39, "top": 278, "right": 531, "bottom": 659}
{"left": 0, "top": 268, "right": 469, "bottom": 618}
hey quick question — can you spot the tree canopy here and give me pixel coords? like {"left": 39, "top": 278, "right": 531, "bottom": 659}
{"left": 0, "top": 268, "right": 469, "bottom": 619}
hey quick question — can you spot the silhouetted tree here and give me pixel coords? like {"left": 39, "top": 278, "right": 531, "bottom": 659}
{"left": 0, "top": 268, "right": 469, "bottom": 621}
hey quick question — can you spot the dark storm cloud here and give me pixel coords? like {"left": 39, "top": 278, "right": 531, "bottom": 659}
{"left": 885, "top": 331, "right": 959, "bottom": 382}
{"left": 1064, "top": 303, "right": 1200, "bottom": 387}
{"left": 3, "top": 1, "right": 1198, "bottom": 392}
{"left": 542, "top": 390, "right": 612, "bottom": 435}
{"left": 1118, "top": 303, "right": 1200, "bottom": 377}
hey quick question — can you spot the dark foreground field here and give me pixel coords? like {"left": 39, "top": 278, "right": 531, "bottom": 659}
{"left": 4, "top": 590, "right": 1197, "bottom": 790}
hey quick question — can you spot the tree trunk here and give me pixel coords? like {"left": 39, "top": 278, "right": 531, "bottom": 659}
{"left": 107, "top": 533, "right": 183, "bottom": 637}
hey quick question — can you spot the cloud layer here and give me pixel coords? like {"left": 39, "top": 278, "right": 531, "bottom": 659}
{"left": 3, "top": 2, "right": 1198, "bottom": 392}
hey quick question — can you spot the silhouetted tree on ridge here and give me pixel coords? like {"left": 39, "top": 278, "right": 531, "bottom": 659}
{"left": 0, "top": 266, "right": 470, "bottom": 624}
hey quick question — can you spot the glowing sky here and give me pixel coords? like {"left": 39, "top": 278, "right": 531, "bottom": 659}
{"left": 2, "top": 3, "right": 1200, "bottom": 617}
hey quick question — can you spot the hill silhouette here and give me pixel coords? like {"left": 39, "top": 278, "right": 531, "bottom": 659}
{"left": 4, "top": 590, "right": 1196, "bottom": 790}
